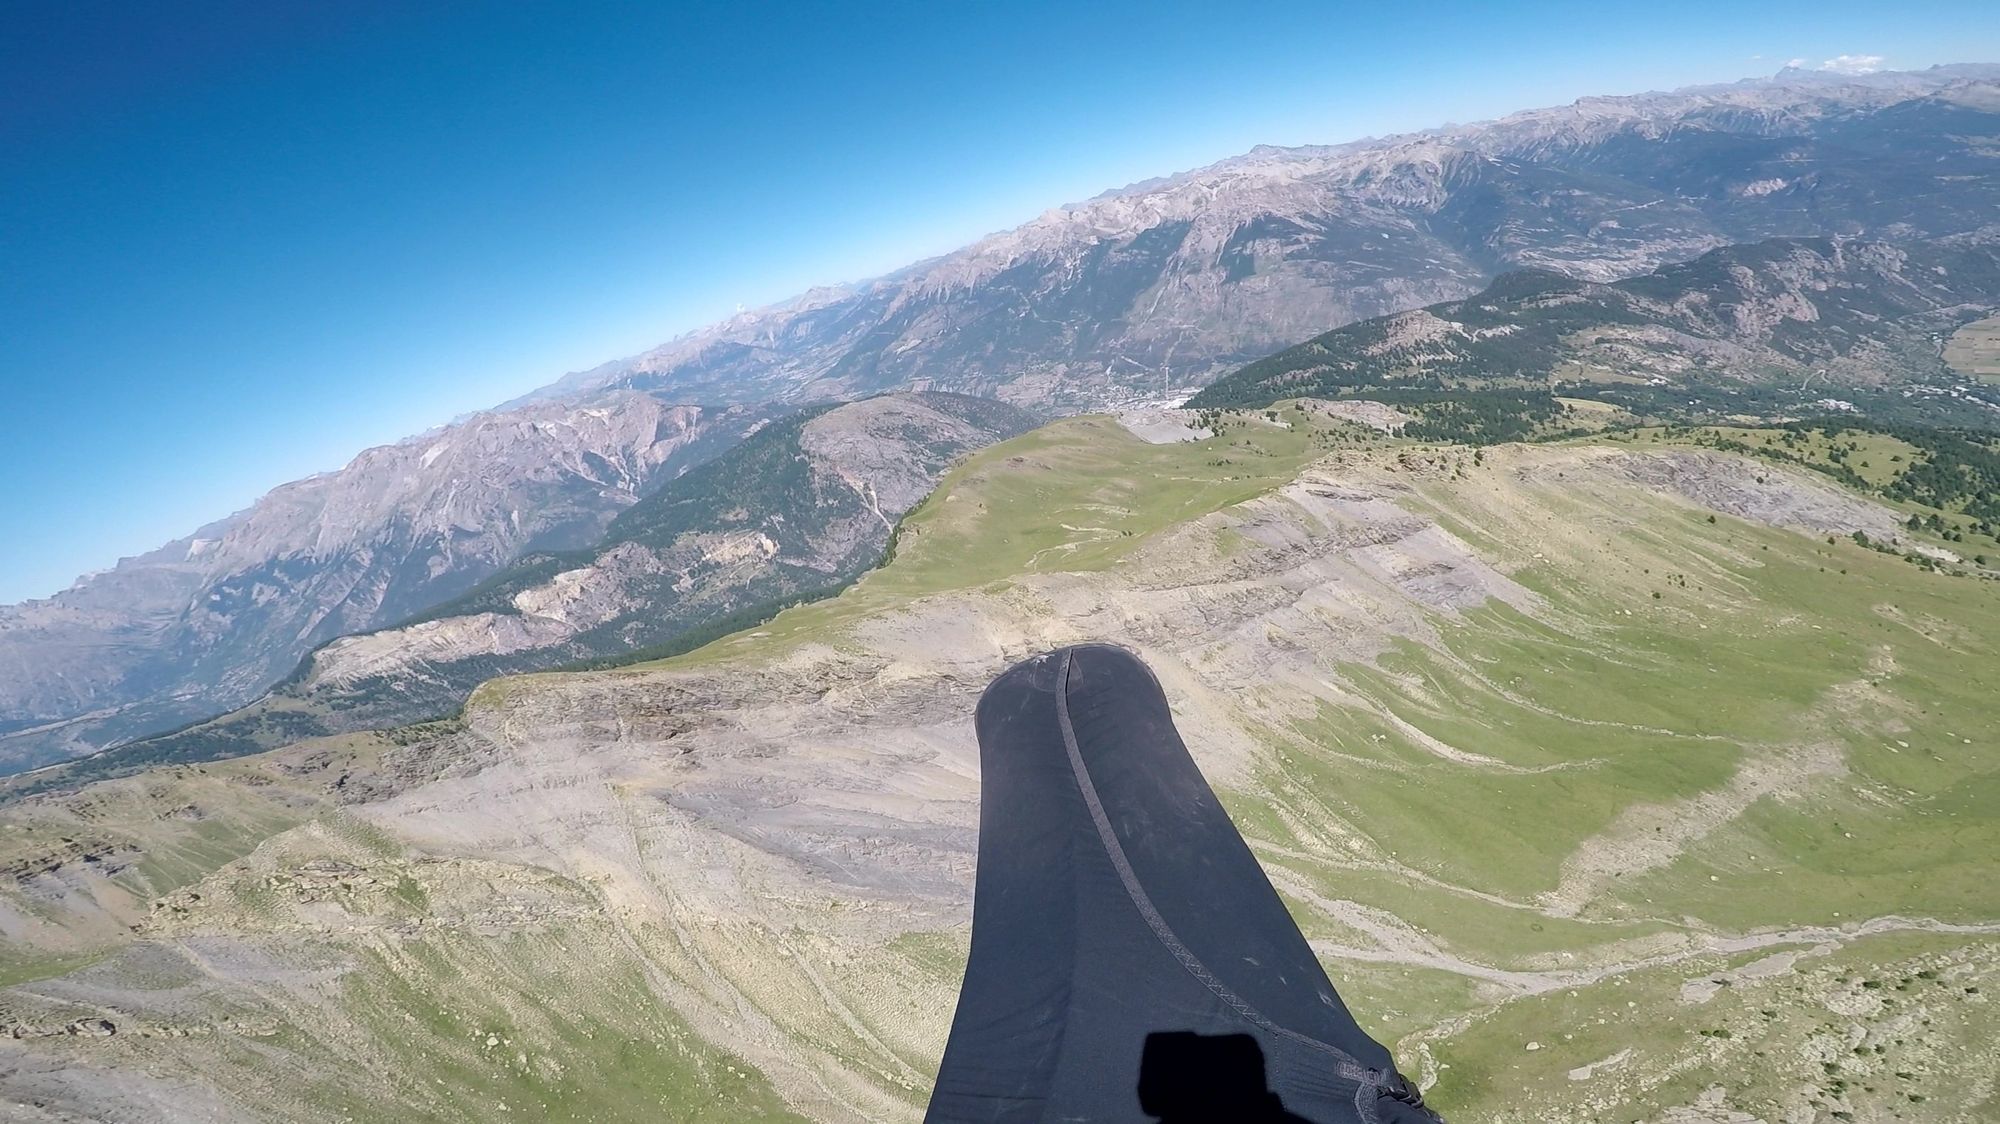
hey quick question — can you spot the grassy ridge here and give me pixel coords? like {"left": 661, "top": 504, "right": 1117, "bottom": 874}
{"left": 605, "top": 410, "right": 1348, "bottom": 673}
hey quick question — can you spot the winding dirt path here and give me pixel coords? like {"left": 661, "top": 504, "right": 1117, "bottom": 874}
{"left": 1307, "top": 913, "right": 2000, "bottom": 997}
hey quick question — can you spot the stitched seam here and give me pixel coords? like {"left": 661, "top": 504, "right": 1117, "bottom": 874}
{"left": 1052, "top": 648, "right": 1375, "bottom": 1085}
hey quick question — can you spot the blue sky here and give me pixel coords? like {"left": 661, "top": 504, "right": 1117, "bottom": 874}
{"left": 3, "top": 1, "right": 1995, "bottom": 602}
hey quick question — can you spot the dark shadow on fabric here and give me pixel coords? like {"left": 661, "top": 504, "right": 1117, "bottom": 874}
{"left": 1138, "top": 1031, "right": 1319, "bottom": 1123}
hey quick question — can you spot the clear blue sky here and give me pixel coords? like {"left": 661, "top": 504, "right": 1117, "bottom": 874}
{"left": 3, "top": 1, "right": 1995, "bottom": 602}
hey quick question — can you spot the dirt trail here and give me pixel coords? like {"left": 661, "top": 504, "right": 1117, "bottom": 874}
{"left": 1540, "top": 739, "right": 1845, "bottom": 918}
{"left": 1309, "top": 914, "right": 2000, "bottom": 997}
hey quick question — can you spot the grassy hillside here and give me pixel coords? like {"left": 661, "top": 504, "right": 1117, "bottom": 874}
{"left": 1946, "top": 313, "right": 2000, "bottom": 383}
{"left": 1, "top": 406, "right": 1995, "bottom": 1122}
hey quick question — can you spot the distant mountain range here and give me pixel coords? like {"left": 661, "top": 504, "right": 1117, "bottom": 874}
{"left": 5, "top": 65, "right": 2000, "bottom": 774}
{"left": 290, "top": 393, "right": 1032, "bottom": 724}
{"left": 1190, "top": 233, "right": 2000, "bottom": 411}
{"left": 528, "top": 64, "right": 2000, "bottom": 410}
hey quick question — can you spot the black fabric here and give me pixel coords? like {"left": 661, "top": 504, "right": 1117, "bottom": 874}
{"left": 925, "top": 644, "right": 1441, "bottom": 1124}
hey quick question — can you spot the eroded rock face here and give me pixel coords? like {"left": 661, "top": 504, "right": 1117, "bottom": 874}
{"left": 408, "top": 442, "right": 1900, "bottom": 932}
{"left": 0, "top": 394, "right": 773, "bottom": 770}
{"left": 1579, "top": 449, "right": 1905, "bottom": 538}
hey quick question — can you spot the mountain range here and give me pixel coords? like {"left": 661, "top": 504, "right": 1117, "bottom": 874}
{"left": 533, "top": 63, "right": 2000, "bottom": 409}
{"left": 3, "top": 64, "right": 2000, "bottom": 1124}
{"left": 13, "top": 393, "right": 1033, "bottom": 791}
{"left": 5, "top": 65, "right": 2000, "bottom": 775}
{"left": 0, "top": 396, "right": 784, "bottom": 770}
{"left": 1190, "top": 233, "right": 2000, "bottom": 411}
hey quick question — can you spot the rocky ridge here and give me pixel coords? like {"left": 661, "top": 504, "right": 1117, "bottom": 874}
{"left": 0, "top": 394, "right": 776, "bottom": 772}
{"left": 283, "top": 392, "right": 1037, "bottom": 730}
{"left": 7, "top": 393, "right": 1037, "bottom": 791}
